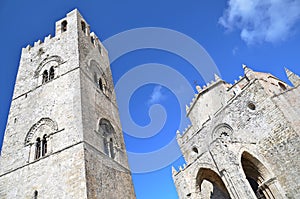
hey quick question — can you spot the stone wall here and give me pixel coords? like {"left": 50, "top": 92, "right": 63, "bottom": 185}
{"left": 173, "top": 66, "right": 300, "bottom": 199}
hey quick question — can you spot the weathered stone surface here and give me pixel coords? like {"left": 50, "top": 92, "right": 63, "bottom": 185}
{"left": 0, "top": 9, "right": 135, "bottom": 199}
{"left": 173, "top": 65, "right": 300, "bottom": 199}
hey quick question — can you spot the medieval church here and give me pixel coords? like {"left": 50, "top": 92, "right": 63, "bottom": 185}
{"left": 172, "top": 66, "right": 300, "bottom": 198}
{"left": 0, "top": 9, "right": 299, "bottom": 199}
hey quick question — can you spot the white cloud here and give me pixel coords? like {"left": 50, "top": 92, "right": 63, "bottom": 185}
{"left": 219, "top": 0, "right": 300, "bottom": 44}
{"left": 147, "top": 85, "right": 166, "bottom": 105}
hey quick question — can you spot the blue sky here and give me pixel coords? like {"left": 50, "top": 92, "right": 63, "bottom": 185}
{"left": 1, "top": 1, "right": 300, "bottom": 198}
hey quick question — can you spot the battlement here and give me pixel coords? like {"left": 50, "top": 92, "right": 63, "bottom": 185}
{"left": 181, "top": 65, "right": 294, "bottom": 139}
{"left": 21, "top": 9, "right": 105, "bottom": 54}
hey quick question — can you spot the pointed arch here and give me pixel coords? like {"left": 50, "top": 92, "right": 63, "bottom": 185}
{"left": 241, "top": 151, "right": 284, "bottom": 199}
{"left": 196, "top": 168, "right": 230, "bottom": 199}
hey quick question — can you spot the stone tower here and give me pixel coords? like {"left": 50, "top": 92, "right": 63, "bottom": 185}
{"left": 0, "top": 9, "right": 135, "bottom": 199}
{"left": 173, "top": 65, "right": 300, "bottom": 198}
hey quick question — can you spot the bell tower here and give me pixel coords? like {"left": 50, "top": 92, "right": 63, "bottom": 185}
{"left": 0, "top": 9, "right": 135, "bottom": 199}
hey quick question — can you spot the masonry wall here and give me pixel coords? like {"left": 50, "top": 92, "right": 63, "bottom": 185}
{"left": 0, "top": 9, "right": 136, "bottom": 199}
{"left": 173, "top": 69, "right": 300, "bottom": 199}
{"left": 84, "top": 143, "right": 136, "bottom": 199}
{"left": 0, "top": 144, "right": 87, "bottom": 199}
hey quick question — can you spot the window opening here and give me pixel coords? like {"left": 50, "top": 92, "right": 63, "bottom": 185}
{"left": 192, "top": 147, "right": 198, "bottom": 154}
{"left": 278, "top": 82, "right": 287, "bottom": 90}
{"left": 42, "top": 70, "right": 48, "bottom": 84}
{"left": 91, "top": 36, "right": 95, "bottom": 44}
{"left": 49, "top": 67, "right": 55, "bottom": 80}
{"left": 81, "top": 21, "right": 86, "bottom": 34}
{"left": 109, "top": 138, "right": 115, "bottom": 159}
{"left": 35, "top": 138, "right": 41, "bottom": 160}
{"left": 42, "top": 134, "right": 47, "bottom": 156}
{"left": 61, "top": 20, "right": 67, "bottom": 32}
{"left": 247, "top": 102, "right": 256, "bottom": 110}
{"left": 99, "top": 119, "right": 116, "bottom": 159}
{"left": 99, "top": 78, "right": 104, "bottom": 91}
{"left": 34, "top": 190, "right": 38, "bottom": 199}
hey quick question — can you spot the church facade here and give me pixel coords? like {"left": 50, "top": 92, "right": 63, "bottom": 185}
{"left": 173, "top": 66, "right": 300, "bottom": 198}
{"left": 0, "top": 9, "right": 135, "bottom": 199}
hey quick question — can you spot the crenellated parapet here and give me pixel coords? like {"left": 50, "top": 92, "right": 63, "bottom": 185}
{"left": 21, "top": 9, "right": 105, "bottom": 57}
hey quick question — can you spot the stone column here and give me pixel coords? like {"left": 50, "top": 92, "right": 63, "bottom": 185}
{"left": 209, "top": 139, "right": 256, "bottom": 199}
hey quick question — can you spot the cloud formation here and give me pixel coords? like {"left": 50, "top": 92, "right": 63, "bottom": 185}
{"left": 147, "top": 85, "right": 166, "bottom": 105}
{"left": 219, "top": 0, "right": 300, "bottom": 44}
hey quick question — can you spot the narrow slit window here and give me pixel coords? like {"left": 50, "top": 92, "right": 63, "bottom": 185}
{"left": 99, "top": 78, "right": 103, "bottom": 91}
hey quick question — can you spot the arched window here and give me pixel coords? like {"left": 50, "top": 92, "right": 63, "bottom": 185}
{"left": 99, "top": 119, "right": 116, "bottom": 159}
{"left": 42, "top": 70, "right": 48, "bottom": 84}
{"left": 241, "top": 152, "right": 283, "bottom": 199}
{"left": 49, "top": 67, "right": 55, "bottom": 80}
{"left": 91, "top": 36, "right": 95, "bottom": 44}
{"left": 35, "top": 138, "right": 41, "bottom": 160}
{"left": 61, "top": 20, "right": 67, "bottom": 32}
{"left": 196, "top": 168, "right": 230, "bottom": 199}
{"left": 81, "top": 21, "right": 86, "bottom": 34}
{"left": 42, "top": 134, "right": 47, "bottom": 156}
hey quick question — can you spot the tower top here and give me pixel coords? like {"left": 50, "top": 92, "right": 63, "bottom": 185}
{"left": 22, "top": 8, "right": 103, "bottom": 54}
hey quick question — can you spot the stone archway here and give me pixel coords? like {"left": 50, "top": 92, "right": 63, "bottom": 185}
{"left": 241, "top": 151, "right": 283, "bottom": 199}
{"left": 196, "top": 168, "right": 230, "bottom": 199}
